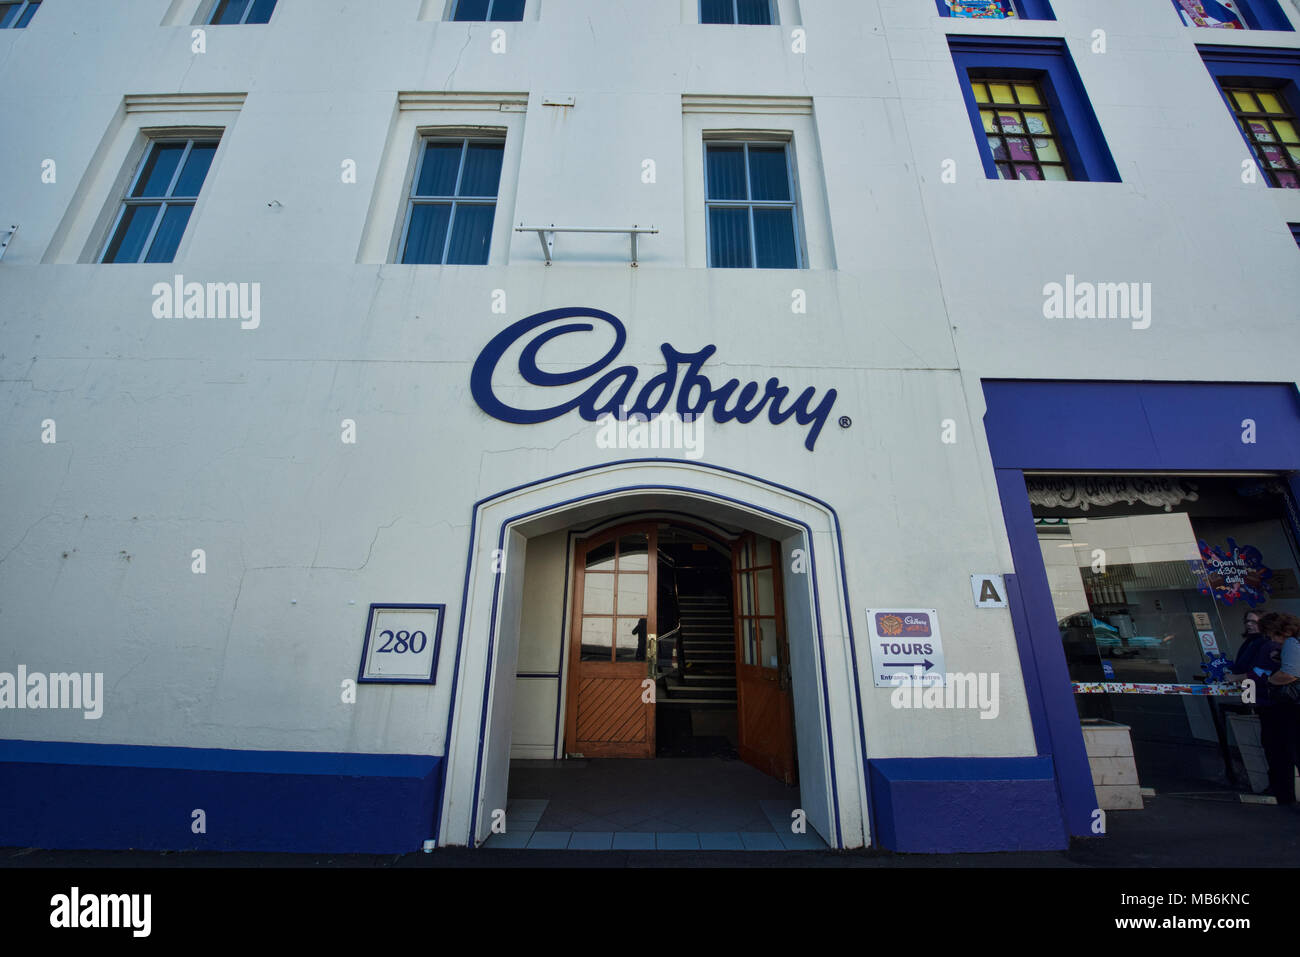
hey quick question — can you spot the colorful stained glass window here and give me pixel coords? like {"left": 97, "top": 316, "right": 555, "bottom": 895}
{"left": 971, "top": 78, "right": 1070, "bottom": 181}
{"left": 1223, "top": 86, "right": 1300, "bottom": 188}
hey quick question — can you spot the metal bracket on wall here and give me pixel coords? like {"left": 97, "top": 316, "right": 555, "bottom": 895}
{"left": 514, "top": 225, "right": 658, "bottom": 266}
{"left": 0, "top": 225, "right": 15, "bottom": 261}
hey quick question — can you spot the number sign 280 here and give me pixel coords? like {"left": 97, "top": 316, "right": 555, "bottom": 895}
{"left": 359, "top": 604, "right": 443, "bottom": 684}
{"left": 376, "top": 629, "right": 427, "bottom": 654}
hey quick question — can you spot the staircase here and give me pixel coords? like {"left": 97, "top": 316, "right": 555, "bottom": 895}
{"left": 662, "top": 592, "right": 737, "bottom": 709}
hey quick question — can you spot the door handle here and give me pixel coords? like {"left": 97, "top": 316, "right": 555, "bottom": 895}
{"left": 647, "top": 634, "right": 657, "bottom": 678}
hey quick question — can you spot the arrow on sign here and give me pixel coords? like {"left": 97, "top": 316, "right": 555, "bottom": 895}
{"left": 884, "top": 659, "right": 935, "bottom": 671}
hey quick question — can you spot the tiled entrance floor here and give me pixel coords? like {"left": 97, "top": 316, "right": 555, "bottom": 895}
{"left": 483, "top": 757, "right": 828, "bottom": 850}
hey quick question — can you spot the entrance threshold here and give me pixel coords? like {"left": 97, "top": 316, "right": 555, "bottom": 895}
{"left": 484, "top": 758, "right": 827, "bottom": 850}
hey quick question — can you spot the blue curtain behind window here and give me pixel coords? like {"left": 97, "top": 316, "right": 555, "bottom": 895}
{"left": 403, "top": 204, "right": 452, "bottom": 264}
{"left": 458, "top": 143, "right": 504, "bottom": 197}
{"left": 247, "top": 0, "right": 277, "bottom": 23}
{"left": 701, "top": 0, "right": 733, "bottom": 23}
{"left": 416, "top": 143, "right": 462, "bottom": 197}
{"left": 172, "top": 143, "right": 218, "bottom": 197}
{"left": 737, "top": 0, "right": 772, "bottom": 24}
{"left": 747, "top": 146, "right": 790, "bottom": 201}
{"left": 105, "top": 206, "right": 156, "bottom": 263}
{"left": 752, "top": 208, "right": 796, "bottom": 268}
{"left": 446, "top": 205, "right": 495, "bottom": 264}
{"left": 709, "top": 207, "right": 751, "bottom": 267}
{"left": 706, "top": 146, "right": 747, "bottom": 199}
{"left": 454, "top": 0, "right": 491, "bottom": 19}
{"left": 212, "top": 0, "right": 251, "bottom": 24}
{"left": 144, "top": 206, "right": 194, "bottom": 263}
{"left": 490, "top": 0, "right": 525, "bottom": 20}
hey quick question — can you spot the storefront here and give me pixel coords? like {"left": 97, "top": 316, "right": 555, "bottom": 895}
{"left": 984, "top": 380, "right": 1300, "bottom": 823}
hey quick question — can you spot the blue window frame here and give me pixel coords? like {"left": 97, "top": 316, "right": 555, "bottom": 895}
{"left": 0, "top": 1, "right": 40, "bottom": 28}
{"left": 451, "top": 0, "right": 525, "bottom": 21}
{"left": 701, "top": 0, "right": 774, "bottom": 24}
{"left": 704, "top": 141, "right": 801, "bottom": 268}
{"left": 101, "top": 138, "right": 220, "bottom": 264}
{"left": 949, "top": 36, "right": 1120, "bottom": 182}
{"left": 209, "top": 0, "right": 276, "bottom": 24}
{"left": 1200, "top": 46, "right": 1300, "bottom": 188}
{"left": 399, "top": 137, "right": 504, "bottom": 265}
{"left": 936, "top": 0, "right": 1055, "bottom": 21}
{"left": 1170, "top": 0, "right": 1294, "bottom": 31}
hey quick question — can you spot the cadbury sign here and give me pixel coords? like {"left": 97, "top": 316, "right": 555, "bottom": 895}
{"left": 470, "top": 307, "right": 838, "bottom": 451}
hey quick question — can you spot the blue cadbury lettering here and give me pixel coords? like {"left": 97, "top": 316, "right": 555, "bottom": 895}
{"left": 470, "top": 308, "right": 838, "bottom": 451}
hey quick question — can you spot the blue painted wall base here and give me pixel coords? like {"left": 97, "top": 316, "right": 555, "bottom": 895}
{"left": 869, "top": 757, "right": 1067, "bottom": 853}
{"left": 0, "top": 740, "right": 441, "bottom": 854}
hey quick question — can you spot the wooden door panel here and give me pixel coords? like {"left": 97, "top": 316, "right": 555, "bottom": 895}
{"left": 564, "top": 524, "right": 656, "bottom": 759}
{"left": 574, "top": 676, "right": 650, "bottom": 756}
{"left": 733, "top": 534, "right": 796, "bottom": 784}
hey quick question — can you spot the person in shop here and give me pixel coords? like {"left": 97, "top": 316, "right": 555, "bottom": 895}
{"left": 1263, "top": 613, "right": 1300, "bottom": 808}
{"left": 1231, "top": 610, "right": 1266, "bottom": 670}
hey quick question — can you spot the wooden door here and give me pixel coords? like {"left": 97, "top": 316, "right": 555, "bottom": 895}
{"left": 564, "top": 524, "right": 658, "bottom": 758}
{"left": 732, "top": 533, "right": 796, "bottom": 784}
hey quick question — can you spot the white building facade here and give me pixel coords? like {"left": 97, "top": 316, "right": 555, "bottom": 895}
{"left": 2, "top": 0, "right": 1300, "bottom": 853}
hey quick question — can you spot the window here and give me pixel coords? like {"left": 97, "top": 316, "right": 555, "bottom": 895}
{"left": 101, "top": 138, "right": 219, "bottom": 264}
{"left": 451, "top": 0, "right": 524, "bottom": 21}
{"left": 949, "top": 37, "right": 1121, "bottom": 183}
{"left": 399, "top": 137, "right": 504, "bottom": 265}
{"left": 1201, "top": 47, "right": 1300, "bottom": 188}
{"left": 1291, "top": 223, "right": 1300, "bottom": 248}
{"left": 705, "top": 141, "right": 800, "bottom": 268}
{"left": 0, "top": 1, "right": 40, "bottom": 28}
{"left": 973, "top": 78, "right": 1069, "bottom": 180}
{"left": 208, "top": 0, "right": 276, "bottom": 24}
{"left": 1171, "top": 0, "right": 1294, "bottom": 31}
{"left": 1222, "top": 86, "right": 1300, "bottom": 186}
{"left": 936, "top": 0, "right": 1055, "bottom": 20}
{"left": 700, "top": 0, "right": 773, "bottom": 25}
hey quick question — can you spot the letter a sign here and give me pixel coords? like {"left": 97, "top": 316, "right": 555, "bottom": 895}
{"left": 971, "top": 574, "right": 1007, "bottom": 608}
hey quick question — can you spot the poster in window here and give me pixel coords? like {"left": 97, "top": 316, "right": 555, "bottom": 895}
{"left": 1194, "top": 538, "right": 1273, "bottom": 606}
{"left": 1173, "top": 0, "right": 1245, "bottom": 28}
{"left": 947, "top": 0, "right": 1015, "bottom": 17}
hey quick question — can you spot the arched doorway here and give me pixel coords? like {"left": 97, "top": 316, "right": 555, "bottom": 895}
{"left": 436, "top": 460, "right": 866, "bottom": 850}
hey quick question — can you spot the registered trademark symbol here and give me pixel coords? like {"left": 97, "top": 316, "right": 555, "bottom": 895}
{"left": 838, "top": 416, "right": 852, "bottom": 429}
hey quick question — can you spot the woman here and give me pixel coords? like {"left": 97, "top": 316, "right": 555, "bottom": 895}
{"left": 1261, "top": 613, "right": 1300, "bottom": 806}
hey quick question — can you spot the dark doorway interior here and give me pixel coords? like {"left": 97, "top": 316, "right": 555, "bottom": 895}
{"left": 654, "top": 527, "right": 738, "bottom": 758}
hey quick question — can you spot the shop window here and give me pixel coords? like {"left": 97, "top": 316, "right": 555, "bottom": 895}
{"left": 936, "top": 0, "right": 1055, "bottom": 21}
{"left": 700, "top": 0, "right": 774, "bottom": 24}
{"left": 1200, "top": 47, "right": 1300, "bottom": 188}
{"left": 451, "top": 0, "right": 525, "bottom": 21}
{"left": 1171, "top": 0, "right": 1295, "bottom": 31}
{"left": 399, "top": 136, "right": 505, "bottom": 265}
{"left": 100, "top": 137, "right": 221, "bottom": 264}
{"left": 949, "top": 37, "right": 1121, "bottom": 182}
{"left": 208, "top": 0, "right": 277, "bottom": 24}
{"left": 704, "top": 141, "right": 802, "bottom": 268}
{"left": 0, "top": 0, "right": 39, "bottom": 28}
{"left": 1029, "top": 475, "right": 1300, "bottom": 789}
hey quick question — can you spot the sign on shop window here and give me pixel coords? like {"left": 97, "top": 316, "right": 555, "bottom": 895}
{"left": 357, "top": 604, "right": 444, "bottom": 684}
